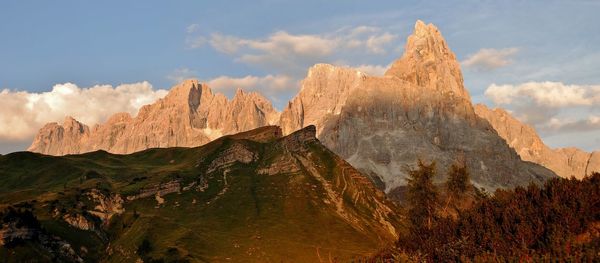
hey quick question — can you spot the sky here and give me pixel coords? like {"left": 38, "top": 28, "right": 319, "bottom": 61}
{"left": 1, "top": 0, "right": 599, "bottom": 153}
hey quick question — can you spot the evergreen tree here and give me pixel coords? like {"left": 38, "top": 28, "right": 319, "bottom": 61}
{"left": 446, "top": 161, "right": 471, "bottom": 200}
{"left": 406, "top": 159, "right": 438, "bottom": 232}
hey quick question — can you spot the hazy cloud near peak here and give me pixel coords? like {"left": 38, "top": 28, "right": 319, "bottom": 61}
{"left": 186, "top": 24, "right": 200, "bottom": 33}
{"left": 484, "top": 81, "right": 600, "bottom": 135}
{"left": 184, "top": 24, "right": 207, "bottom": 49}
{"left": 199, "top": 25, "right": 400, "bottom": 77}
{"left": 462, "top": 47, "right": 519, "bottom": 71}
{"left": 167, "top": 68, "right": 198, "bottom": 83}
{"left": 0, "top": 82, "right": 168, "bottom": 142}
{"left": 207, "top": 74, "right": 296, "bottom": 101}
{"left": 486, "top": 82, "right": 600, "bottom": 107}
{"left": 542, "top": 115, "right": 600, "bottom": 135}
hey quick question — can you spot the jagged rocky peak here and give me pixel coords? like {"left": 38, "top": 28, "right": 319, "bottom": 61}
{"left": 56, "top": 116, "right": 90, "bottom": 137}
{"left": 164, "top": 79, "right": 204, "bottom": 102}
{"left": 279, "top": 20, "right": 555, "bottom": 193}
{"left": 386, "top": 20, "right": 470, "bottom": 101}
{"left": 280, "top": 20, "right": 478, "bottom": 136}
{"left": 29, "top": 79, "right": 280, "bottom": 155}
{"left": 279, "top": 64, "right": 367, "bottom": 135}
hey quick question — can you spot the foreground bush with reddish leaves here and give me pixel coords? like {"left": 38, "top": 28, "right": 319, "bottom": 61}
{"left": 374, "top": 172, "right": 600, "bottom": 262}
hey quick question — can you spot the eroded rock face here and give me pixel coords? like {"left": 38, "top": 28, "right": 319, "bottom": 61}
{"left": 279, "top": 21, "right": 555, "bottom": 192}
{"left": 126, "top": 180, "right": 181, "bottom": 201}
{"left": 85, "top": 189, "right": 124, "bottom": 223}
{"left": 206, "top": 142, "right": 257, "bottom": 173}
{"left": 62, "top": 213, "right": 95, "bottom": 231}
{"left": 28, "top": 80, "right": 280, "bottom": 155}
{"left": 475, "top": 104, "right": 600, "bottom": 179}
{"left": 28, "top": 117, "right": 90, "bottom": 156}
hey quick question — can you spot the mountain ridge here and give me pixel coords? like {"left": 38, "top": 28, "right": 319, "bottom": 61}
{"left": 278, "top": 21, "right": 555, "bottom": 192}
{"left": 474, "top": 104, "right": 600, "bottom": 179}
{"left": 3, "top": 125, "right": 401, "bottom": 262}
{"left": 28, "top": 20, "right": 562, "bottom": 193}
{"left": 28, "top": 79, "right": 280, "bottom": 155}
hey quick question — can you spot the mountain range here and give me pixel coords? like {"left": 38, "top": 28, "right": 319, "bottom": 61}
{"left": 28, "top": 20, "right": 598, "bottom": 193}
{"left": 4, "top": 19, "right": 600, "bottom": 262}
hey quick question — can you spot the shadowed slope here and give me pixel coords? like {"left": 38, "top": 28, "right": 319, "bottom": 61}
{"left": 1, "top": 126, "right": 400, "bottom": 262}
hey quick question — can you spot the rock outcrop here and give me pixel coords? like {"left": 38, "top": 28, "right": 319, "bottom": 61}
{"left": 279, "top": 20, "right": 555, "bottom": 192}
{"left": 475, "top": 104, "right": 600, "bottom": 179}
{"left": 28, "top": 80, "right": 280, "bottom": 155}
{"left": 84, "top": 189, "right": 124, "bottom": 223}
{"left": 126, "top": 180, "right": 182, "bottom": 201}
{"left": 62, "top": 213, "right": 96, "bottom": 231}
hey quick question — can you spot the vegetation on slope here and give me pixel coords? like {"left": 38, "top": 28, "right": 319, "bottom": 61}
{"left": 375, "top": 162, "right": 600, "bottom": 262}
{"left": 0, "top": 126, "right": 400, "bottom": 262}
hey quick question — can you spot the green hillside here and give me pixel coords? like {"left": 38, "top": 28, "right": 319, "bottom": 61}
{"left": 0, "top": 126, "right": 401, "bottom": 262}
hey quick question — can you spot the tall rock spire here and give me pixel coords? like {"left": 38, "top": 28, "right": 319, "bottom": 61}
{"left": 386, "top": 20, "right": 470, "bottom": 101}
{"left": 279, "top": 20, "right": 554, "bottom": 193}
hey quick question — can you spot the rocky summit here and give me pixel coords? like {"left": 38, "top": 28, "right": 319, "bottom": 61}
{"left": 28, "top": 79, "right": 279, "bottom": 155}
{"left": 279, "top": 20, "right": 555, "bottom": 192}
{"left": 29, "top": 20, "right": 558, "bottom": 194}
{"left": 475, "top": 104, "right": 600, "bottom": 179}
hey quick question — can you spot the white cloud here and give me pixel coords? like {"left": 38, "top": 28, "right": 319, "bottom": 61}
{"left": 366, "top": 32, "right": 397, "bottom": 54}
{"left": 0, "top": 82, "right": 167, "bottom": 141}
{"left": 543, "top": 115, "right": 600, "bottom": 134}
{"left": 209, "top": 33, "right": 245, "bottom": 54}
{"left": 485, "top": 82, "right": 600, "bottom": 107}
{"left": 462, "top": 47, "right": 519, "bottom": 70}
{"left": 244, "top": 31, "right": 336, "bottom": 57}
{"left": 207, "top": 74, "right": 295, "bottom": 99}
{"left": 484, "top": 81, "right": 600, "bottom": 134}
{"left": 167, "top": 68, "right": 198, "bottom": 83}
{"left": 204, "top": 26, "right": 400, "bottom": 76}
{"left": 185, "top": 24, "right": 206, "bottom": 49}
{"left": 186, "top": 24, "right": 200, "bottom": 33}
{"left": 185, "top": 36, "right": 206, "bottom": 49}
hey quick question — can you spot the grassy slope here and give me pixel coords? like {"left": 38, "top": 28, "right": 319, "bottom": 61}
{"left": 0, "top": 128, "right": 400, "bottom": 262}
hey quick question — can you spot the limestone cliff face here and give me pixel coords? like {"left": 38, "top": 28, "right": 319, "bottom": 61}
{"left": 29, "top": 20, "right": 560, "bottom": 193}
{"left": 28, "top": 117, "right": 90, "bottom": 156}
{"left": 385, "top": 20, "right": 472, "bottom": 104}
{"left": 279, "top": 20, "right": 555, "bottom": 192}
{"left": 474, "top": 104, "right": 600, "bottom": 179}
{"left": 28, "top": 79, "right": 280, "bottom": 155}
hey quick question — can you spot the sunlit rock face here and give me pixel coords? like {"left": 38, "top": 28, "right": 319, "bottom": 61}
{"left": 279, "top": 20, "right": 555, "bottom": 192}
{"left": 475, "top": 104, "right": 600, "bottom": 179}
{"left": 28, "top": 79, "right": 279, "bottom": 155}
{"left": 29, "top": 20, "right": 557, "bottom": 194}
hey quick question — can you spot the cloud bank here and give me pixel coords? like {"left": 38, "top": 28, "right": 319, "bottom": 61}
{"left": 181, "top": 24, "right": 398, "bottom": 106}
{"left": 197, "top": 25, "right": 400, "bottom": 77}
{"left": 0, "top": 82, "right": 167, "bottom": 142}
{"left": 207, "top": 74, "right": 296, "bottom": 102}
{"left": 462, "top": 48, "right": 519, "bottom": 71}
{"left": 485, "top": 81, "right": 600, "bottom": 134}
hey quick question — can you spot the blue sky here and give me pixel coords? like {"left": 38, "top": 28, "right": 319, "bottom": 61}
{"left": 1, "top": 0, "right": 600, "bottom": 153}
